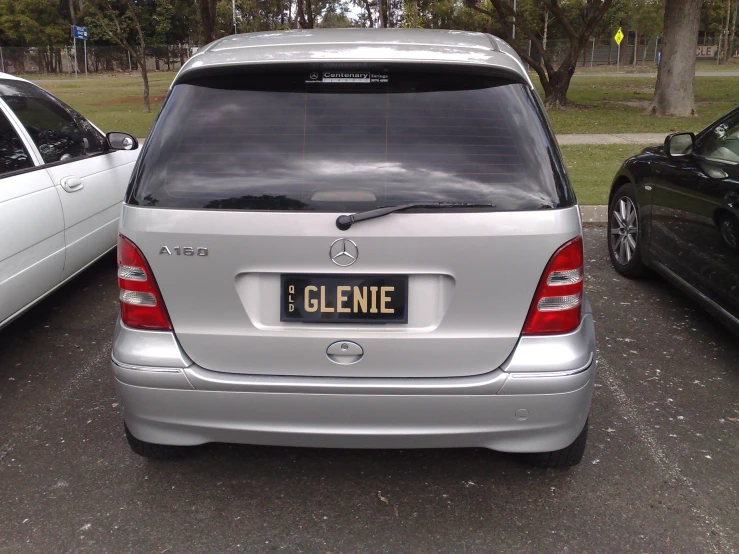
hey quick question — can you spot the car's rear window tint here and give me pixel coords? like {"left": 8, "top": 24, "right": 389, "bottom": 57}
{"left": 131, "top": 71, "right": 572, "bottom": 211}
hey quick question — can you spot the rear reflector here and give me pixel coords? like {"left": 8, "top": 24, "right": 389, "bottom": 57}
{"left": 523, "top": 236, "right": 584, "bottom": 335}
{"left": 119, "top": 290, "right": 158, "bottom": 307}
{"left": 118, "top": 264, "right": 147, "bottom": 281}
{"left": 117, "top": 235, "right": 172, "bottom": 331}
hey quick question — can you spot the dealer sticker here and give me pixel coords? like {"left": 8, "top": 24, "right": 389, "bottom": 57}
{"left": 307, "top": 71, "right": 388, "bottom": 84}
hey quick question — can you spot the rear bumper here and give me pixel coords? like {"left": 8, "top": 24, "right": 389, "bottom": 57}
{"left": 115, "top": 369, "right": 593, "bottom": 452}
{"left": 111, "top": 303, "right": 596, "bottom": 453}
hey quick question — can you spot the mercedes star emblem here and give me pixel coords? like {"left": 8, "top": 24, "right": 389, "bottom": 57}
{"left": 329, "top": 238, "right": 358, "bottom": 267}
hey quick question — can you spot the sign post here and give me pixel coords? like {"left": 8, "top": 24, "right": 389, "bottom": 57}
{"left": 614, "top": 28, "right": 624, "bottom": 72}
{"left": 71, "top": 25, "right": 88, "bottom": 79}
{"left": 590, "top": 36, "right": 595, "bottom": 68}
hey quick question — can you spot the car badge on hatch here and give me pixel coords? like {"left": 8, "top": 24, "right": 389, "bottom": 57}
{"left": 330, "top": 238, "right": 358, "bottom": 267}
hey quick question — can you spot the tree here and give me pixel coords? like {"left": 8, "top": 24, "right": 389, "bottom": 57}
{"left": 728, "top": 2, "right": 738, "bottom": 63}
{"left": 378, "top": 0, "right": 390, "bottom": 26}
{"left": 645, "top": 0, "right": 701, "bottom": 116}
{"left": 0, "top": 0, "right": 70, "bottom": 73}
{"left": 320, "top": 8, "right": 353, "bottom": 26}
{"left": 620, "top": 0, "right": 664, "bottom": 65}
{"left": 87, "top": 0, "right": 152, "bottom": 112}
{"left": 198, "top": 0, "right": 219, "bottom": 42}
{"left": 296, "top": 0, "right": 316, "bottom": 27}
{"left": 465, "top": 0, "right": 614, "bottom": 107}
{"left": 714, "top": 0, "right": 739, "bottom": 63}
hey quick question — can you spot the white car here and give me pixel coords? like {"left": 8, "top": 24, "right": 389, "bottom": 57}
{"left": 0, "top": 72, "right": 139, "bottom": 329}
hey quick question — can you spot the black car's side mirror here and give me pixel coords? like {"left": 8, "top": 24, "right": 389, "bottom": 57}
{"left": 665, "top": 132, "right": 695, "bottom": 157}
{"left": 107, "top": 132, "right": 139, "bottom": 151}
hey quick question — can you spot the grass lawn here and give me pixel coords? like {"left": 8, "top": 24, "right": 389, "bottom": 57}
{"left": 24, "top": 72, "right": 731, "bottom": 205}
{"left": 537, "top": 76, "right": 738, "bottom": 134}
{"left": 29, "top": 72, "right": 738, "bottom": 138}
{"left": 31, "top": 73, "right": 173, "bottom": 138}
{"left": 561, "top": 143, "right": 650, "bottom": 205}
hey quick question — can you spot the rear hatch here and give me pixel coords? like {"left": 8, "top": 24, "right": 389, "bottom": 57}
{"left": 121, "top": 67, "right": 580, "bottom": 379}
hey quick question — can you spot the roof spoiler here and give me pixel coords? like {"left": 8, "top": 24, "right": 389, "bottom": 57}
{"left": 173, "top": 62, "right": 531, "bottom": 88}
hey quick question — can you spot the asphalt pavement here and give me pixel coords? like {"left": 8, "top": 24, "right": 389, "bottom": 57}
{"left": 1, "top": 226, "right": 738, "bottom": 553}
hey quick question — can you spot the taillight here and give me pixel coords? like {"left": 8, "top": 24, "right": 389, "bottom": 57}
{"left": 523, "top": 236, "right": 584, "bottom": 335}
{"left": 117, "top": 235, "right": 172, "bottom": 331}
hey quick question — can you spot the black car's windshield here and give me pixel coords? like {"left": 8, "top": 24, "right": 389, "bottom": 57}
{"left": 131, "top": 69, "right": 573, "bottom": 212}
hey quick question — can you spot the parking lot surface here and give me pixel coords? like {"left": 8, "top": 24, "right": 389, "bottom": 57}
{"left": 1, "top": 227, "right": 738, "bottom": 553}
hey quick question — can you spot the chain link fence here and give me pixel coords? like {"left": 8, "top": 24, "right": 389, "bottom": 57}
{"left": 1, "top": 37, "right": 734, "bottom": 76}
{"left": 520, "top": 37, "right": 735, "bottom": 69}
{"left": 0, "top": 45, "right": 197, "bottom": 76}
{"left": 512, "top": 37, "right": 663, "bottom": 69}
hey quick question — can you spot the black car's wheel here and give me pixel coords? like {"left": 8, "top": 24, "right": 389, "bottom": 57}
{"left": 523, "top": 419, "right": 588, "bottom": 468}
{"left": 718, "top": 214, "right": 739, "bottom": 250}
{"left": 608, "top": 182, "right": 645, "bottom": 278}
{"left": 124, "top": 423, "right": 191, "bottom": 460}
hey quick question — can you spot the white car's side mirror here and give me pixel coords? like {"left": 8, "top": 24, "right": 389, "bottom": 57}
{"left": 107, "top": 132, "right": 139, "bottom": 151}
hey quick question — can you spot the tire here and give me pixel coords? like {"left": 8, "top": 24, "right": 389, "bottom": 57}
{"left": 717, "top": 213, "right": 739, "bottom": 251}
{"left": 124, "top": 423, "right": 190, "bottom": 460}
{"left": 523, "top": 419, "right": 588, "bottom": 468}
{"left": 608, "top": 182, "right": 645, "bottom": 278}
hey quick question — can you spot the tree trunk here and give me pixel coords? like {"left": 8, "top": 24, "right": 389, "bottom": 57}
{"left": 633, "top": 30, "right": 639, "bottom": 65}
{"left": 542, "top": 9, "right": 548, "bottom": 51}
{"left": 296, "top": 0, "right": 308, "bottom": 28}
{"left": 364, "top": 0, "right": 374, "bottom": 27}
{"left": 69, "top": 0, "right": 77, "bottom": 25}
{"left": 608, "top": 40, "right": 612, "bottom": 65}
{"left": 646, "top": 0, "right": 701, "bottom": 117}
{"left": 721, "top": 0, "right": 731, "bottom": 63}
{"left": 305, "top": 0, "right": 314, "bottom": 28}
{"left": 619, "top": 39, "right": 627, "bottom": 66}
{"left": 139, "top": 52, "right": 150, "bottom": 113}
{"left": 379, "top": 0, "right": 389, "bottom": 27}
{"left": 198, "top": 0, "right": 218, "bottom": 43}
{"left": 544, "top": 65, "right": 576, "bottom": 108}
{"left": 724, "top": 1, "right": 736, "bottom": 63}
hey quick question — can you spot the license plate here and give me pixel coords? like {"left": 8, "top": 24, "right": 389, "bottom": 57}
{"left": 281, "top": 275, "right": 408, "bottom": 323}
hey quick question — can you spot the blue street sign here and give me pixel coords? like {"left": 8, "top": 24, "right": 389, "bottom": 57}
{"left": 72, "top": 25, "right": 88, "bottom": 40}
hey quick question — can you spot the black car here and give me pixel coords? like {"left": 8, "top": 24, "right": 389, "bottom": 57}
{"left": 608, "top": 107, "right": 739, "bottom": 335}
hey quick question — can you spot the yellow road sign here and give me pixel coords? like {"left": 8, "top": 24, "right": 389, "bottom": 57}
{"left": 614, "top": 28, "right": 624, "bottom": 45}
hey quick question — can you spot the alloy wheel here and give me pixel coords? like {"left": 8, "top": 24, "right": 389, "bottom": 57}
{"left": 611, "top": 197, "right": 639, "bottom": 265}
{"left": 720, "top": 218, "right": 738, "bottom": 249}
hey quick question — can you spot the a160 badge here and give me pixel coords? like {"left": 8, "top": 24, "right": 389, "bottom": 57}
{"left": 281, "top": 274, "right": 408, "bottom": 323}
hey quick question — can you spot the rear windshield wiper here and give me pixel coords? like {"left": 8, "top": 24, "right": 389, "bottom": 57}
{"left": 336, "top": 202, "right": 496, "bottom": 230}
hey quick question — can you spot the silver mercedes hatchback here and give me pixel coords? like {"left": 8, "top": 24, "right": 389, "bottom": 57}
{"left": 113, "top": 29, "right": 596, "bottom": 467}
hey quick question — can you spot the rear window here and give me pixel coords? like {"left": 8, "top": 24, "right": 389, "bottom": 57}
{"left": 131, "top": 70, "right": 572, "bottom": 211}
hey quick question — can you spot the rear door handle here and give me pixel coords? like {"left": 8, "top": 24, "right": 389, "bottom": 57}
{"left": 60, "top": 176, "right": 84, "bottom": 193}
